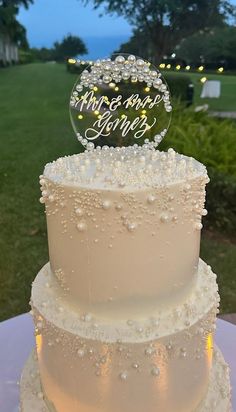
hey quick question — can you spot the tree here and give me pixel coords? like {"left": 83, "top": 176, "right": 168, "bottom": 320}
{"left": 0, "top": 0, "right": 33, "bottom": 48}
{"left": 0, "top": 0, "right": 32, "bottom": 7}
{"left": 177, "top": 26, "right": 236, "bottom": 69}
{"left": 31, "top": 47, "right": 56, "bottom": 62}
{"left": 83, "top": 0, "right": 236, "bottom": 63}
{"left": 116, "top": 28, "right": 153, "bottom": 60}
{"left": 53, "top": 34, "right": 87, "bottom": 62}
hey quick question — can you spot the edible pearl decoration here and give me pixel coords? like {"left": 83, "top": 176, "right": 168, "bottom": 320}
{"left": 151, "top": 366, "right": 160, "bottom": 377}
{"left": 42, "top": 147, "right": 208, "bottom": 191}
{"left": 102, "top": 200, "right": 111, "bottom": 210}
{"left": 20, "top": 345, "right": 232, "bottom": 412}
{"left": 120, "top": 371, "right": 128, "bottom": 381}
{"left": 75, "top": 207, "right": 84, "bottom": 216}
{"left": 77, "top": 222, "right": 87, "bottom": 232}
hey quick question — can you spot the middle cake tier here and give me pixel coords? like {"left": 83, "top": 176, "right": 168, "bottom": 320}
{"left": 40, "top": 148, "right": 209, "bottom": 318}
{"left": 31, "top": 258, "right": 220, "bottom": 412}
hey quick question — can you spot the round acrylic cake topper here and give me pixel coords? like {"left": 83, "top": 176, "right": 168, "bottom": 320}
{"left": 69, "top": 54, "right": 172, "bottom": 150}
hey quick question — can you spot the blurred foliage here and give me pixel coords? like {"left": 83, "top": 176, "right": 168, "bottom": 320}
{"left": 177, "top": 26, "right": 236, "bottom": 69}
{"left": 160, "top": 106, "right": 236, "bottom": 233}
{"left": 84, "top": 0, "right": 236, "bottom": 63}
{"left": 67, "top": 60, "right": 86, "bottom": 73}
{"left": 206, "top": 169, "right": 236, "bottom": 234}
{"left": 30, "top": 47, "right": 56, "bottom": 62}
{"left": 161, "top": 106, "right": 236, "bottom": 175}
{"left": 19, "top": 48, "right": 35, "bottom": 64}
{"left": 27, "top": 36, "right": 88, "bottom": 64}
{"left": 0, "top": 0, "right": 32, "bottom": 48}
{"left": 165, "top": 74, "right": 194, "bottom": 105}
{"left": 54, "top": 34, "right": 87, "bottom": 62}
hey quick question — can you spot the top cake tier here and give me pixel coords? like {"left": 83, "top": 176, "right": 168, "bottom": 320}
{"left": 40, "top": 146, "right": 209, "bottom": 319}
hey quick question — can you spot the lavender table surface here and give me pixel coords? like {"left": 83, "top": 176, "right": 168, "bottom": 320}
{"left": 0, "top": 314, "right": 235, "bottom": 412}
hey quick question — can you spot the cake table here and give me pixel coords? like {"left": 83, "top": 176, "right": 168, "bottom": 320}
{"left": 0, "top": 314, "right": 235, "bottom": 412}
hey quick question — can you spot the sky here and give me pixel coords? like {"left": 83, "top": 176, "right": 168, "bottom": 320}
{"left": 18, "top": 0, "right": 132, "bottom": 59}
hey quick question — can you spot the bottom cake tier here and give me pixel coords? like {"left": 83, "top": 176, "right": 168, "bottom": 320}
{"left": 20, "top": 346, "right": 231, "bottom": 412}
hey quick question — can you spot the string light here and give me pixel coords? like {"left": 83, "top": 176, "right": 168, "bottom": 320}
{"left": 141, "top": 110, "right": 147, "bottom": 114}
{"left": 93, "top": 86, "right": 98, "bottom": 92}
{"left": 144, "top": 87, "right": 150, "bottom": 92}
{"left": 94, "top": 110, "right": 100, "bottom": 115}
{"left": 78, "top": 114, "right": 83, "bottom": 119}
{"left": 114, "top": 86, "right": 119, "bottom": 91}
{"left": 109, "top": 82, "right": 116, "bottom": 88}
{"left": 69, "top": 58, "right": 226, "bottom": 76}
{"left": 200, "top": 77, "right": 207, "bottom": 84}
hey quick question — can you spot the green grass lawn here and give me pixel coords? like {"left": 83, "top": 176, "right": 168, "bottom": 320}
{"left": 164, "top": 70, "right": 236, "bottom": 111}
{"left": 0, "top": 62, "right": 235, "bottom": 321}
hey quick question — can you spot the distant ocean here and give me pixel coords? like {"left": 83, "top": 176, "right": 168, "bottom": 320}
{"left": 80, "top": 35, "right": 130, "bottom": 60}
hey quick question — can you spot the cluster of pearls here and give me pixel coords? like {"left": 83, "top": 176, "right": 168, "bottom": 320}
{"left": 43, "top": 147, "right": 208, "bottom": 190}
{"left": 40, "top": 147, "right": 209, "bottom": 244}
{"left": 70, "top": 55, "right": 172, "bottom": 150}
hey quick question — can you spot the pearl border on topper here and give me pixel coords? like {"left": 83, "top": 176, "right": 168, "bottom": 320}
{"left": 69, "top": 54, "right": 172, "bottom": 151}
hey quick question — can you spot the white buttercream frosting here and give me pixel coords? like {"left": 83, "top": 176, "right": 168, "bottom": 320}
{"left": 20, "top": 348, "right": 231, "bottom": 412}
{"left": 39, "top": 147, "right": 209, "bottom": 318}
{"left": 42, "top": 147, "right": 208, "bottom": 190}
{"left": 31, "top": 259, "right": 219, "bottom": 343}
{"left": 28, "top": 258, "right": 223, "bottom": 412}
{"left": 19, "top": 145, "right": 231, "bottom": 412}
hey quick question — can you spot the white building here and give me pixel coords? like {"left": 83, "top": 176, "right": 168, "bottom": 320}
{"left": 0, "top": 35, "right": 19, "bottom": 66}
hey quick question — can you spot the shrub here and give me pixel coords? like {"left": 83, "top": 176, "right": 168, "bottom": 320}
{"left": 205, "top": 169, "right": 236, "bottom": 234}
{"left": 160, "top": 106, "right": 236, "bottom": 234}
{"left": 160, "top": 106, "right": 236, "bottom": 176}
{"left": 19, "top": 49, "right": 35, "bottom": 65}
{"left": 66, "top": 61, "right": 88, "bottom": 74}
{"left": 164, "top": 74, "right": 194, "bottom": 106}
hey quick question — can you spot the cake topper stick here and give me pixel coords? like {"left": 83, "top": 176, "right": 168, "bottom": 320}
{"left": 69, "top": 54, "right": 172, "bottom": 150}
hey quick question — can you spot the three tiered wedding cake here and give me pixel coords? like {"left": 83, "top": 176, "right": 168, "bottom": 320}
{"left": 20, "top": 55, "right": 231, "bottom": 412}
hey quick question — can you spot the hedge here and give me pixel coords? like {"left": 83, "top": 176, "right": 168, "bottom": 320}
{"left": 205, "top": 169, "right": 236, "bottom": 234}
{"left": 164, "top": 74, "right": 194, "bottom": 106}
{"left": 160, "top": 106, "right": 236, "bottom": 234}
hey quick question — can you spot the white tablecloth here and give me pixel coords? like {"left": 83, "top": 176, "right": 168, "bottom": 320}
{"left": 0, "top": 314, "right": 235, "bottom": 412}
{"left": 201, "top": 80, "right": 221, "bottom": 98}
